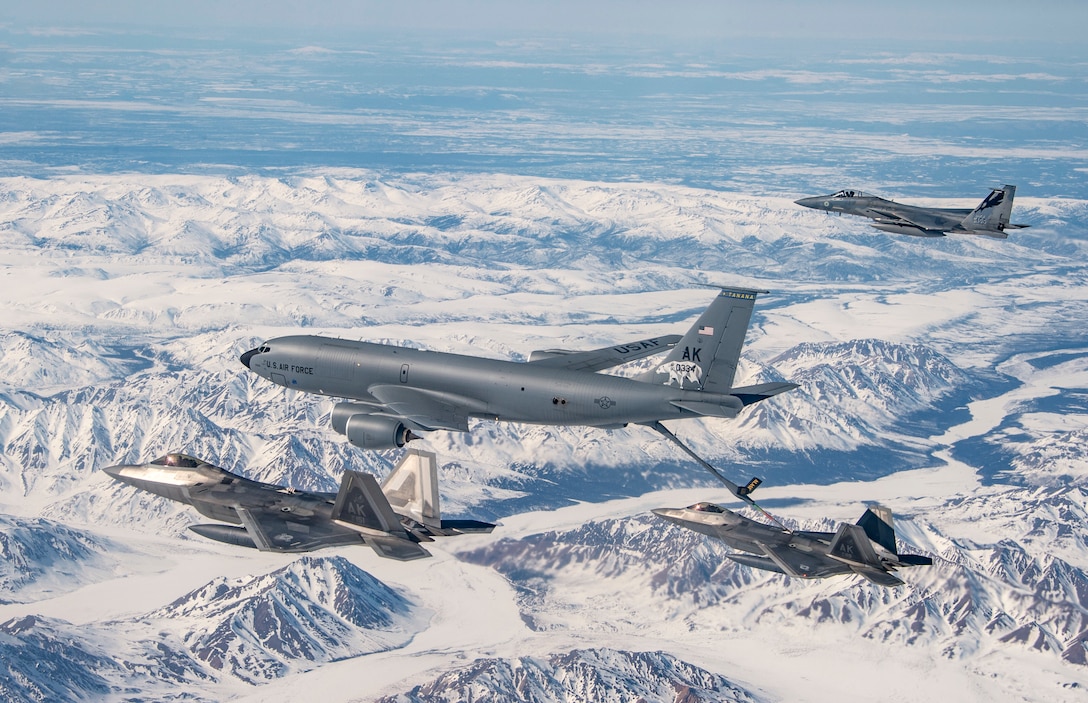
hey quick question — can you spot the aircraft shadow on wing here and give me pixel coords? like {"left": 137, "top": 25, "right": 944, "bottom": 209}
{"left": 103, "top": 449, "right": 494, "bottom": 561}
{"left": 795, "top": 185, "right": 1029, "bottom": 238}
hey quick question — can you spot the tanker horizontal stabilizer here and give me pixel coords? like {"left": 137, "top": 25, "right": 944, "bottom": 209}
{"left": 729, "top": 382, "right": 799, "bottom": 406}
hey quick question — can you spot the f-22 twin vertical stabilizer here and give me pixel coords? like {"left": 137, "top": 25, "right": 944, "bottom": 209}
{"left": 104, "top": 449, "right": 494, "bottom": 561}
{"left": 652, "top": 502, "right": 932, "bottom": 586}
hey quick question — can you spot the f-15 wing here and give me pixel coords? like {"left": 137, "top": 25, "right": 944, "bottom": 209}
{"left": 869, "top": 208, "right": 958, "bottom": 232}
{"left": 528, "top": 334, "right": 681, "bottom": 372}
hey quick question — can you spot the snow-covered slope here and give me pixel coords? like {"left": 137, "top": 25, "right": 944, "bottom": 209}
{"left": 456, "top": 491, "right": 1088, "bottom": 668}
{"left": 0, "top": 515, "right": 150, "bottom": 604}
{"left": 0, "top": 171, "right": 1085, "bottom": 701}
{"left": 150, "top": 555, "right": 425, "bottom": 683}
{"left": 0, "top": 555, "right": 426, "bottom": 699}
{"left": 374, "top": 648, "right": 761, "bottom": 703}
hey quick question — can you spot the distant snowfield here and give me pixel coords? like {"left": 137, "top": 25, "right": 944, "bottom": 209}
{"left": 1, "top": 171, "right": 1087, "bottom": 701}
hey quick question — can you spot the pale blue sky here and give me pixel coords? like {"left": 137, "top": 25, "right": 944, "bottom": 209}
{"left": 7, "top": 1, "right": 1087, "bottom": 44}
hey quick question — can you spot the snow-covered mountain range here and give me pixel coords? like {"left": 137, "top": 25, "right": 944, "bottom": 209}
{"left": 0, "top": 555, "right": 424, "bottom": 700}
{"left": 0, "top": 171, "right": 1086, "bottom": 701}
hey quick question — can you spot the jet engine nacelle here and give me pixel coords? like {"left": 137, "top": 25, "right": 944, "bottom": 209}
{"left": 332, "top": 403, "right": 416, "bottom": 450}
{"left": 330, "top": 403, "right": 377, "bottom": 435}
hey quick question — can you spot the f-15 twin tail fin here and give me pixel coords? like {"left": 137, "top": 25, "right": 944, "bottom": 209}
{"left": 961, "top": 185, "right": 1029, "bottom": 236}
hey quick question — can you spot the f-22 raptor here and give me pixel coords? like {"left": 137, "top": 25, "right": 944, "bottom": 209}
{"left": 795, "top": 185, "right": 1029, "bottom": 238}
{"left": 240, "top": 288, "right": 798, "bottom": 503}
{"left": 652, "top": 502, "right": 932, "bottom": 586}
{"left": 103, "top": 449, "right": 494, "bottom": 560}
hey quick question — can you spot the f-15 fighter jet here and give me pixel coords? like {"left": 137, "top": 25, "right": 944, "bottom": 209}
{"left": 103, "top": 449, "right": 494, "bottom": 560}
{"left": 652, "top": 502, "right": 932, "bottom": 586}
{"left": 795, "top": 185, "right": 1029, "bottom": 237}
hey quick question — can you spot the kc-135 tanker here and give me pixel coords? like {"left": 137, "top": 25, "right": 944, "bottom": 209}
{"left": 241, "top": 287, "right": 796, "bottom": 502}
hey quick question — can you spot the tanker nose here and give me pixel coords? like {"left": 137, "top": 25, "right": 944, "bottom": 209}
{"left": 240, "top": 348, "right": 258, "bottom": 369}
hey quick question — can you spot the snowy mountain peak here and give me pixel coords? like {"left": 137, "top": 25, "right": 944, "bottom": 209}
{"left": 375, "top": 648, "right": 761, "bottom": 703}
{"left": 148, "top": 555, "right": 425, "bottom": 682}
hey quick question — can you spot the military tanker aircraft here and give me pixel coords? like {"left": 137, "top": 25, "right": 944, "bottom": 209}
{"left": 104, "top": 449, "right": 494, "bottom": 560}
{"left": 795, "top": 184, "right": 1029, "bottom": 237}
{"left": 240, "top": 288, "right": 797, "bottom": 503}
{"left": 653, "top": 502, "right": 932, "bottom": 586}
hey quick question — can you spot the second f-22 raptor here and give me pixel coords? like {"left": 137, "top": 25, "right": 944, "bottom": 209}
{"left": 240, "top": 288, "right": 797, "bottom": 503}
{"left": 103, "top": 449, "right": 494, "bottom": 560}
{"left": 795, "top": 184, "right": 1029, "bottom": 238}
{"left": 652, "top": 502, "right": 932, "bottom": 586}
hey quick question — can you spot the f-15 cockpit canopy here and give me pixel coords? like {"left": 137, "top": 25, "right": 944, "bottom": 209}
{"left": 832, "top": 190, "right": 870, "bottom": 198}
{"left": 688, "top": 502, "right": 726, "bottom": 513}
{"left": 150, "top": 453, "right": 205, "bottom": 468}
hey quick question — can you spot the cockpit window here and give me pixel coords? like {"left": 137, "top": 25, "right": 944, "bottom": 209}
{"left": 832, "top": 190, "right": 867, "bottom": 198}
{"left": 151, "top": 453, "right": 202, "bottom": 468}
{"left": 689, "top": 502, "right": 725, "bottom": 513}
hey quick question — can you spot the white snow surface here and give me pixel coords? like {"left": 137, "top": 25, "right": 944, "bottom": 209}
{"left": 0, "top": 171, "right": 1086, "bottom": 701}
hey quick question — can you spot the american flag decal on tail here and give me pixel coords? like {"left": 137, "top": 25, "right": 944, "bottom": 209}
{"left": 698, "top": 325, "right": 714, "bottom": 336}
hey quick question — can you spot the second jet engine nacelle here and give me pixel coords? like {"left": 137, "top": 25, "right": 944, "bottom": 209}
{"left": 330, "top": 403, "right": 376, "bottom": 435}
{"left": 331, "top": 403, "right": 416, "bottom": 450}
